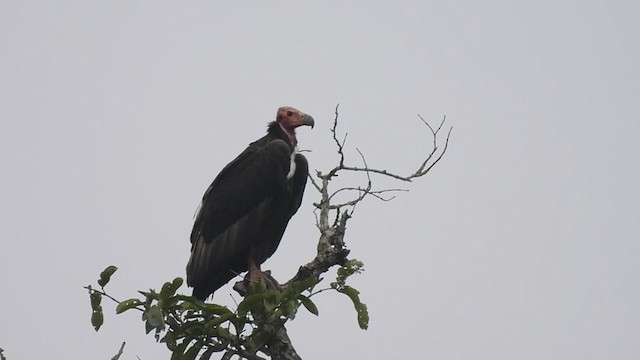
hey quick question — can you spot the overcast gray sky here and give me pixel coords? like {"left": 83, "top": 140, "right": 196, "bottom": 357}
{"left": 1, "top": 1, "right": 639, "bottom": 359}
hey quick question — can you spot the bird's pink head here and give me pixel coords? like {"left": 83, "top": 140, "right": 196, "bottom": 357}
{"left": 276, "top": 106, "right": 315, "bottom": 143}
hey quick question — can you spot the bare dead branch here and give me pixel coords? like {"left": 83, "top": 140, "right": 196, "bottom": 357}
{"left": 331, "top": 104, "right": 346, "bottom": 170}
{"left": 295, "top": 108, "right": 452, "bottom": 281}
{"left": 421, "top": 126, "right": 453, "bottom": 176}
{"left": 319, "top": 112, "right": 451, "bottom": 187}
{"left": 111, "top": 342, "right": 126, "bottom": 360}
{"left": 296, "top": 108, "right": 451, "bottom": 277}
{"left": 328, "top": 187, "right": 407, "bottom": 203}
{"left": 287, "top": 211, "right": 351, "bottom": 285}
{"left": 237, "top": 106, "right": 451, "bottom": 360}
{"left": 307, "top": 171, "right": 322, "bottom": 193}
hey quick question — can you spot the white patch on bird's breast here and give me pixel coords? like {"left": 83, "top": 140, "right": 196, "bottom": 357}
{"left": 287, "top": 147, "right": 298, "bottom": 179}
{"left": 194, "top": 200, "right": 203, "bottom": 220}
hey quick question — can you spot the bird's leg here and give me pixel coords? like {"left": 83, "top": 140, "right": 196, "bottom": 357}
{"left": 247, "top": 257, "right": 264, "bottom": 284}
{"left": 247, "top": 257, "right": 281, "bottom": 290}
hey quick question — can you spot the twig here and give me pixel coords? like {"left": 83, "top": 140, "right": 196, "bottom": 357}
{"left": 84, "top": 286, "right": 142, "bottom": 312}
{"left": 235, "top": 106, "right": 451, "bottom": 360}
{"left": 328, "top": 187, "right": 407, "bottom": 202}
{"left": 308, "top": 172, "right": 322, "bottom": 193}
{"left": 331, "top": 104, "right": 346, "bottom": 170}
{"left": 111, "top": 342, "right": 126, "bottom": 360}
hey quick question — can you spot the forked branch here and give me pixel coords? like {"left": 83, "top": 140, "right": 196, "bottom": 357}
{"left": 288, "top": 104, "right": 452, "bottom": 290}
{"left": 314, "top": 104, "right": 452, "bottom": 212}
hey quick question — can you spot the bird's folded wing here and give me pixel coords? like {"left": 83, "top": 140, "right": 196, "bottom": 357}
{"left": 191, "top": 139, "right": 293, "bottom": 245}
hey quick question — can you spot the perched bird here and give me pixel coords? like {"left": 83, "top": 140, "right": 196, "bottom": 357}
{"left": 187, "top": 106, "right": 314, "bottom": 300}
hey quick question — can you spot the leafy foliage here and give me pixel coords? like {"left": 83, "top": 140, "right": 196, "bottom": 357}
{"left": 89, "top": 290, "right": 103, "bottom": 331}
{"left": 97, "top": 265, "right": 118, "bottom": 287}
{"left": 330, "top": 259, "right": 369, "bottom": 330}
{"left": 86, "top": 264, "right": 366, "bottom": 359}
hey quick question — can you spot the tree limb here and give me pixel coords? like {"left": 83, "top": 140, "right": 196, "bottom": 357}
{"left": 242, "top": 106, "right": 451, "bottom": 359}
{"left": 111, "top": 342, "right": 126, "bottom": 360}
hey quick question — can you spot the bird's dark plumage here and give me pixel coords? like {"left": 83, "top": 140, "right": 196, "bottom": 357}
{"left": 187, "top": 106, "right": 314, "bottom": 300}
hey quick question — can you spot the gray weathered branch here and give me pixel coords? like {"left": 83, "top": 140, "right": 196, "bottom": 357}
{"left": 111, "top": 342, "right": 126, "bottom": 360}
{"left": 236, "top": 105, "right": 451, "bottom": 359}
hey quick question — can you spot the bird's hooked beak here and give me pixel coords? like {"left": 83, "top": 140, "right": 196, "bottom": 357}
{"left": 301, "top": 113, "right": 315, "bottom": 129}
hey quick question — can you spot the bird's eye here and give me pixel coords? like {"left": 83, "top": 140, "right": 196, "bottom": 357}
{"left": 287, "top": 111, "right": 293, "bottom": 117}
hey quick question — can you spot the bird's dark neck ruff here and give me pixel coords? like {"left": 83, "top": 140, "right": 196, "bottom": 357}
{"left": 268, "top": 121, "right": 297, "bottom": 147}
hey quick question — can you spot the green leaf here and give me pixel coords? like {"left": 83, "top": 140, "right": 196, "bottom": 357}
{"left": 91, "top": 306, "right": 104, "bottom": 331}
{"left": 262, "top": 291, "right": 281, "bottom": 313}
{"left": 199, "top": 348, "right": 216, "bottom": 360}
{"left": 244, "top": 330, "right": 267, "bottom": 354}
{"left": 204, "top": 313, "right": 236, "bottom": 330}
{"left": 142, "top": 305, "right": 165, "bottom": 335}
{"left": 160, "top": 330, "right": 175, "bottom": 346}
{"left": 90, "top": 291, "right": 102, "bottom": 309}
{"left": 97, "top": 265, "right": 118, "bottom": 287}
{"left": 281, "top": 299, "right": 298, "bottom": 320}
{"left": 160, "top": 277, "right": 184, "bottom": 299}
{"left": 116, "top": 298, "right": 143, "bottom": 314}
{"left": 182, "top": 323, "right": 205, "bottom": 338}
{"left": 181, "top": 341, "right": 202, "bottom": 360}
{"left": 88, "top": 290, "right": 103, "bottom": 331}
{"left": 203, "top": 303, "right": 234, "bottom": 316}
{"left": 288, "top": 276, "right": 322, "bottom": 294}
{"left": 145, "top": 319, "right": 154, "bottom": 334}
{"left": 174, "top": 295, "right": 231, "bottom": 314}
{"left": 298, "top": 295, "right": 319, "bottom": 316}
{"left": 177, "top": 301, "right": 200, "bottom": 311}
{"left": 335, "top": 259, "right": 364, "bottom": 287}
{"left": 237, "top": 291, "right": 271, "bottom": 315}
{"left": 145, "top": 305, "right": 165, "bottom": 328}
{"left": 170, "top": 340, "right": 190, "bottom": 360}
{"left": 172, "top": 277, "right": 184, "bottom": 290}
{"left": 140, "top": 289, "right": 159, "bottom": 304}
{"left": 338, "top": 285, "right": 369, "bottom": 330}
{"left": 356, "top": 303, "right": 369, "bottom": 330}
{"left": 300, "top": 276, "right": 323, "bottom": 289}
{"left": 164, "top": 331, "right": 181, "bottom": 351}
{"left": 213, "top": 326, "right": 233, "bottom": 343}
{"left": 160, "top": 282, "right": 175, "bottom": 299}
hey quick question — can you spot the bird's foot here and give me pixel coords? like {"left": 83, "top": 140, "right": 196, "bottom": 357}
{"left": 248, "top": 268, "right": 281, "bottom": 291}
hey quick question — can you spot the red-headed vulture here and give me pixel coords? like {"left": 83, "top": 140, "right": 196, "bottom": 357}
{"left": 187, "top": 106, "right": 314, "bottom": 300}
